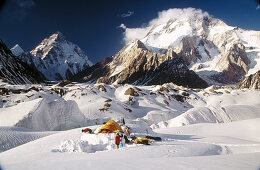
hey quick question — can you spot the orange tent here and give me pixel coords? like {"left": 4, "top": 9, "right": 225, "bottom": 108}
{"left": 98, "top": 120, "right": 123, "bottom": 133}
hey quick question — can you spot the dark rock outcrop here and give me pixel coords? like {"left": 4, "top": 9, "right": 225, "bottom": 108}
{"left": 74, "top": 40, "right": 208, "bottom": 88}
{"left": 236, "top": 70, "right": 260, "bottom": 90}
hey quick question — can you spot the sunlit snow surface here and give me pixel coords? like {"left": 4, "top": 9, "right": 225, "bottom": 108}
{"left": 0, "top": 81, "right": 260, "bottom": 169}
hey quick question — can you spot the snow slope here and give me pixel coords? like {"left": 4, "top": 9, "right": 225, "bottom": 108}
{"left": 0, "top": 126, "right": 55, "bottom": 152}
{"left": 0, "top": 118, "right": 260, "bottom": 170}
{"left": 154, "top": 89, "right": 260, "bottom": 128}
{"left": 1, "top": 82, "right": 260, "bottom": 131}
{"left": 0, "top": 81, "right": 260, "bottom": 169}
{"left": 0, "top": 84, "right": 91, "bottom": 131}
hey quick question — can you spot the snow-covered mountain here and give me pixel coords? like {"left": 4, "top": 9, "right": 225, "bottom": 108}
{"left": 74, "top": 8, "right": 260, "bottom": 86}
{"left": 13, "top": 32, "right": 93, "bottom": 80}
{"left": 120, "top": 8, "right": 260, "bottom": 84}
{"left": 0, "top": 40, "right": 44, "bottom": 84}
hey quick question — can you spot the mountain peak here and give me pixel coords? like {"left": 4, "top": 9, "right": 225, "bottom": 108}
{"left": 48, "top": 31, "right": 65, "bottom": 42}
{"left": 10, "top": 44, "right": 24, "bottom": 56}
{"left": 28, "top": 32, "right": 93, "bottom": 80}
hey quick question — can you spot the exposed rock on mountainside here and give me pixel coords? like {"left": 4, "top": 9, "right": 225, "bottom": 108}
{"left": 12, "top": 32, "right": 93, "bottom": 80}
{"left": 71, "top": 56, "right": 113, "bottom": 83}
{"left": 236, "top": 70, "right": 260, "bottom": 90}
{"left": 0, "top": 40, "right": 44, "bottom": 84}
{"left": 75, "top": 40, "right": 208, "bottom": 88}
{"left": 214, "top": 43, "right": 250, "bottom": 83}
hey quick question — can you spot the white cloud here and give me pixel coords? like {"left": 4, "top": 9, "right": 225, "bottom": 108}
{"left": 120, "top": 8, "right": 209, "bottom": 43}
{"left": 123, "top": 27, "right": 151, "bottom": 42}
{"left": 257, "top": 5, "right": 260, "bottom": 10}
{"left": 121, "top": 11, "right": 134, "bottom": 18}
{"left": 118, "top": 23, "right": 127, "bottom": 29}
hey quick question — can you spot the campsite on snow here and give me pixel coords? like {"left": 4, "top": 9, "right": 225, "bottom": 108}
{"left": 0, "top": 81, "right": 259, "bottom": 170}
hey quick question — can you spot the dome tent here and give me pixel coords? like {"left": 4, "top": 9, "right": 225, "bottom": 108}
{"left": 98, "top": 120, "right": 123, "bottom": 133}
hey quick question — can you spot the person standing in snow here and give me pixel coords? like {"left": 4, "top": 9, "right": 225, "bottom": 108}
{"left": 120, "top": 117, "right": 125, "bottom": 125}
{"left": 125, "top": 126, "right": 131, "bottom": 136}
{"left": 119, "top": 133, "right": 125, "bottom": 148}
{"left": 115, "top": 133, "right": 121, "bottom": 149}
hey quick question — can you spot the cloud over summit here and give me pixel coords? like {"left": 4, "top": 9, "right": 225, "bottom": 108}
{"left": 120, "top": 8, "right": 209, "bottom": 43}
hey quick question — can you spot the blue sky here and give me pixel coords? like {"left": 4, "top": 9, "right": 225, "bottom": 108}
{"left": 0, "top": 0, "right": 259, "bottom": 63}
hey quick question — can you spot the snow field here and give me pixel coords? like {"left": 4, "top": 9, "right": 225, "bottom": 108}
{"left": 1, "top": 118, "right": 260, "bottom": 170}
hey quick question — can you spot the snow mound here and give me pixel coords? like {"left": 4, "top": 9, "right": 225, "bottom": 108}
{"left": 0, "top": 99, "right": 42, "bottom": 126}
{"left": 158, "top": 105, "right": 260, "bottom": 128}
{"left": 15, "top": 98, "right": 90, "bottom": 131}
{"left": 52, "top": 133, "right": 116, "bottom": 153}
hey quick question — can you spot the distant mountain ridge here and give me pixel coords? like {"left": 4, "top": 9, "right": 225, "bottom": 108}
{"left": 12, "top": 32, "right": 93, "bottom": 81}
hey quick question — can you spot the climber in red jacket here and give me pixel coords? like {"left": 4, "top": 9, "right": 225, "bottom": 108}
{"left": 115, "top": 133, "right": 121, "bottom": 149}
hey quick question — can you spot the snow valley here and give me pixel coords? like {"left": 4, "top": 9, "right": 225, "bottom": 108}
{"left": 0, "top": 81, "right": 260, "bottom": 170}
{"left": 0, "top": 7, "right": 260, "bottom": 170}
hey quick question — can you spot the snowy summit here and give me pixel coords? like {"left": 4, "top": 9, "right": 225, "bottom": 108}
{"left": 30, "top": 31, "right": 93, "bottom": 80}
{"left": 10, "top": 44, "right": 24, "bottom": 56}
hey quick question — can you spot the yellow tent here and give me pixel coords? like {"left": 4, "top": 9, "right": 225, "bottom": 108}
{"left": 98, "top": 120, "right": 123, "bottom": 133}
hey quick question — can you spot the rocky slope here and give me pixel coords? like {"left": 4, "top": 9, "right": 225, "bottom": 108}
{"left": 0, "top": 40, "right": 44, "bottom": 84}
{"left": 12, "top": 32, "right": 93, "bottom": 81}
{"left": 76, "top": 40, "right": 208, "bottom": 88}
{"left": 236, "top": 70, "right": 260, "bottom": 90}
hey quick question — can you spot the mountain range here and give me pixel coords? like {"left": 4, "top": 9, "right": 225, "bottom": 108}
{"left": 1, "top": 8, "right": 260, "bottom": 88}
{"left": 74, "top": 8, "right": 260, "bottom": 87}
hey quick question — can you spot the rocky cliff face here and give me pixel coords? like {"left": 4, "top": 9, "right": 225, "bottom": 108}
{"left": 12, "top": 32, "right": 93, "bottom": 81}
{"left": 71, "top": 56, "right": 113, "bottom": 83}
{"left": 214, "top": 43, "right": 250, "bottom": 83}
{"left": 0, "top": 40, "right": 44, "bottom": 84}
{"left": 76, "top": 40, "right": 208, "bottom": 88}
{"left": 236, "top": 70, "right": 260, "bottom": 90}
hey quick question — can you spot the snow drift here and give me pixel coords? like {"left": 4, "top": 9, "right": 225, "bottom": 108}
{"left": 52, "top": 133, "right": 116, "bottom": 153}
{"left": 161, "top": 105, "right": 260, "bottom": 128}
{"left": 15, "top": 98, "right": 90, "bottom": 131}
